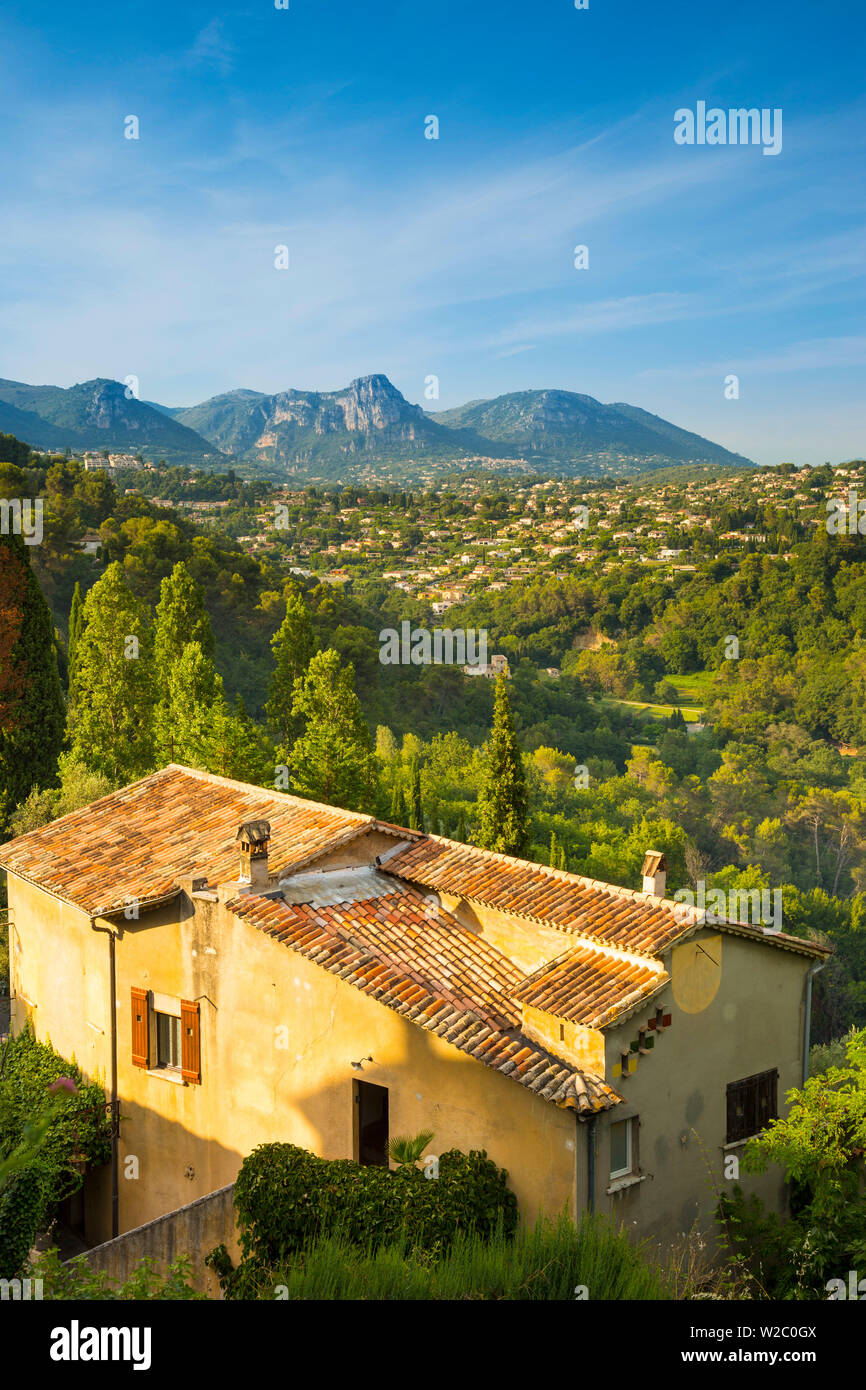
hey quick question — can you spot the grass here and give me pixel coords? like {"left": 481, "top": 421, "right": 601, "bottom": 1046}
{"left": 594, "top": 671, "right": 719, "bottom": 725}
{"left": 232, "top": 1214, "right": 675, "bottom": 1301}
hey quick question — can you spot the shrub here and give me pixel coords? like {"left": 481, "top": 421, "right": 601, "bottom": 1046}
{"left": 0, "top": 1025, "right": 112, "bottom": 1277}
{"left": 30, "top": 1248, "right": 206, "bottom": 1300}
{"left": 225, "top": 1142, "right": 517, "bottom": 1287}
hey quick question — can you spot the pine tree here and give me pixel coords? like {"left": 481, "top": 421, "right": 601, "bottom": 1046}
{"left": 0, "top": 534, "right": 66, "bottom": 829}
{"left": 476, "top": 674, "right": 529, "bottom": 856}
{"left": 66, "top": 582, "right": 85, "bottom": 698}
{"left": 266, "top": 587, "right": 315, "bottom": 751}
{"left": 66, "top": 562, "right": 156, "bottom": 782}
{"left": 288, "top": 649, "right": 375, "bottom": 811}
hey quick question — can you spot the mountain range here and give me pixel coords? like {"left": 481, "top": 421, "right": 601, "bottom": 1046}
{"left": 0, "top": 373, "right": 753, "bottom": 480}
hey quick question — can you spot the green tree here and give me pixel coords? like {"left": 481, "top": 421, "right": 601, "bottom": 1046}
{"left": 266, "top": 587, "right": 315, "bottom": 750}
{"left": 0, "top": 534, "right": 66, "bottom": 829}
{"left": 408, "top": 758, "right": 423, "bottom": 831}
{"left": 153, "top": 640, "right": 219, "bottom": 766}
{"left": 66, "top": 581, "right": 85, "bottom": 696}
{"left": 288, "top": 649, "right": 375, "bottom": 811}
{"left": 476, "top": 675, "right": 529, "bottom": 856}
{"left": 153, "top": 562, "right": 213, "bottom": 692}
{"left": 66, "top": 563, "right": 155, "bottom": 782}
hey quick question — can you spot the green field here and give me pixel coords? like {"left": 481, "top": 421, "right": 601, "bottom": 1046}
{"left": 595, "top": 672, "right": 715, "bottom": 725}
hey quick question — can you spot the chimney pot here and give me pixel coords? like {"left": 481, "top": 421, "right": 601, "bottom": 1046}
{"left": 236, "top": 820, "right": 271, "bottom": 888}
{"left": 641, "top": 850, "right": 666, "bottom": 897}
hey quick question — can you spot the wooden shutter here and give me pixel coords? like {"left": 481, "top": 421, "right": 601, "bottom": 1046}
{"left": 131, "top": 987, "right": 149, "bottom": 1069}
{"left": 180, "top": 1000, "right": 201, "bottom": 1084}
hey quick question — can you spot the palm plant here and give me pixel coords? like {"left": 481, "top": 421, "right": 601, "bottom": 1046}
{"left": 387, "top": 1130, "right": 434, "bottom": 1167}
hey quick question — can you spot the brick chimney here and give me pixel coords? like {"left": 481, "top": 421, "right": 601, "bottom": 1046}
{"left": 237, "top": 820, "right": 271, "bottom": 889}
{"left": 641, "top": 850, "right": 666, "bottom": 897}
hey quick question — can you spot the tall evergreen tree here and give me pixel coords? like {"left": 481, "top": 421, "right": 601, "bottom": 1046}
{"left": 549, "top": 830, "right": 559, "bottom": 868}
{"left": 288, "top": 648, "right": 375, "bottom": 811}
{"left": 456, "top": 807, "right": 466, "bottom": 843}
{"left": 408, "top": 758, "right": 423, "bottom": 831}
{"left": 66, "top": 563, "right": 156, "bottom": 782}
{"left": 66, "top": 582, "right": 85, "bottom": 697}
{"left": 0, "top": 534, "right": 66, "bottom": 829}
{"left": 476, "top": 674, "right": 529, "bottom": 856}
{"left": 389, "top": 781, "right": 408, "bottom": 825}
{"left": 267, "top": 587, "right": 315, "bottom": 751}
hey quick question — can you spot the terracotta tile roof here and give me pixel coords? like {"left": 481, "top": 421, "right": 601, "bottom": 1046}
{"left": 515, "top": 945, "right": 666, "bottom": 1029}
{"left": 229, "top": 886, "right": 622, "bottom": 1114}
{"left": 380, "top": 835, "right": 831, "bottom": 960}
{"left": 381, "top": 835, "right": 687, "bottom": 956}
{"left": 0, "top": 765, "right": 376, "bottom": 918}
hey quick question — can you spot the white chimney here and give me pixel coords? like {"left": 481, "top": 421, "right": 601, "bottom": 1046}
{"left": 642, "top": 850, "right": 666, "bottom": 897}
{"left": 237, "top": 820, "right": 271, "bottom": 889}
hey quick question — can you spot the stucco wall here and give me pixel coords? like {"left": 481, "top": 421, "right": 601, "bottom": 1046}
{"left": 77, "top": 1184, "right": 238, "bottom": 1298}
{"left": 8, "top": 873, "right": 578, "bottom": 1243}
{"left": 593, "top": 927, "right": 807, "bottom": 1253}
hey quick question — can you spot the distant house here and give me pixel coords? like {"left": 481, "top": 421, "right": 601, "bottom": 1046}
{"left": 74, "top": 532, "right": 102, "bottom": 556}
{"left": 463, "top": 653, "right": 509, "bottom": 678}
{"left": 0, "top": 766, "right": 828, "bottom": 1252}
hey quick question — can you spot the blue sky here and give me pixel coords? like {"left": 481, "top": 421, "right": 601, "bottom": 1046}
{"left": 0, "top": 0, "right": 863, "bottom": 466}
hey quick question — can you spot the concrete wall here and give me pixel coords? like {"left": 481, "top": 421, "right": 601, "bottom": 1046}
{"left": 78, "top": 1184, "right": 239, "bottom": 1298}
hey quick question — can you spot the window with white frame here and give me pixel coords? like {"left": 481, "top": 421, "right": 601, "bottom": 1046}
{"left": 609, "top": 1116, "right": 636, "bottom": 1179}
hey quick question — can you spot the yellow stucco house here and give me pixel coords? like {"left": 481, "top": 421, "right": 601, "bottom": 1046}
{"left": 0, "top": 764, "right": 829, "bottom": 1253}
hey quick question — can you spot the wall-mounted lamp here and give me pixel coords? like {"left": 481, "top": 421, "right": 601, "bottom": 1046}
{"left": 350, "top": 1055, "right": 374, "bottom": 1071}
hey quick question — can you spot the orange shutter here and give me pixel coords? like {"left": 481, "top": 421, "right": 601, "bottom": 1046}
{"left": 181, "top": 1000, "right": 201, "bottom": 1084}
{"left": 131, "top": 987, "right": 149, "bottom": 1069}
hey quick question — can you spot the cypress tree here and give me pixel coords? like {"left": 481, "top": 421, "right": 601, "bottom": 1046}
{"left": 288, "top": 648, "right": 375, "bottom": 812}
{"left": 66, "top": 562, "right": 156, "bottom": 782}
{"left": 476, "top": 674, "right": 529, "bottom": 856}
{"left": 408, "top": 758, "right": 423, "bottom": 830}
{"left": 389, "top": 781, "right": 408, "bottom": 825}
{"left": 456, "top": 807, "right": 466, "bottom": 843}
{"left": 67, "top": 582, "right": 85, "bottom": 696}
{"left": 267, "top": 586, "right": 315, "bottom": 752}
{"left": 549, "top": 830, "right": 558, "bottom": 868}
{"left": 0, "top": 534, "right": 66, "bottom": 829}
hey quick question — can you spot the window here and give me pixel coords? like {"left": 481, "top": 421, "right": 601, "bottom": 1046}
{"left": 354, "top": 1079, "right": 389, "bottom": 1166}
{"left": 130, "top": 987, "right": 201, "bottom": 1084}
{"left": 610, "top": 1117, "right": 635, "bottom": 1179}
{"left": 156, "top": 1012, "right": 181, "bottom": 1070}
{"left": 726, "top": 1068, "right": 778, "bottom": 1143}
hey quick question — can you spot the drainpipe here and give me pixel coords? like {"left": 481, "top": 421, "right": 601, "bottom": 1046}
{"left": 91, "top": 921, "right": 119, "bottom": 1239}
{"left": 802, "top": 959, "right": 827, "bottom": 1086}
{"left": 586, "top": 1113, "right": 597, "bottom": 1215}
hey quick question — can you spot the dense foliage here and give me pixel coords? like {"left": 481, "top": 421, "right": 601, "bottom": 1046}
{"left": 0, "top": 1026, "right": 112, "bottom": 1277}
{"left": 217, "top": 1141, "right": 518, "bottom": 1295}
{"left": 717, "top": 1027, "right": 866, "bottom": 1298}
{"left": 217, "top": 1214, "right": 671, "bottom": 1301}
